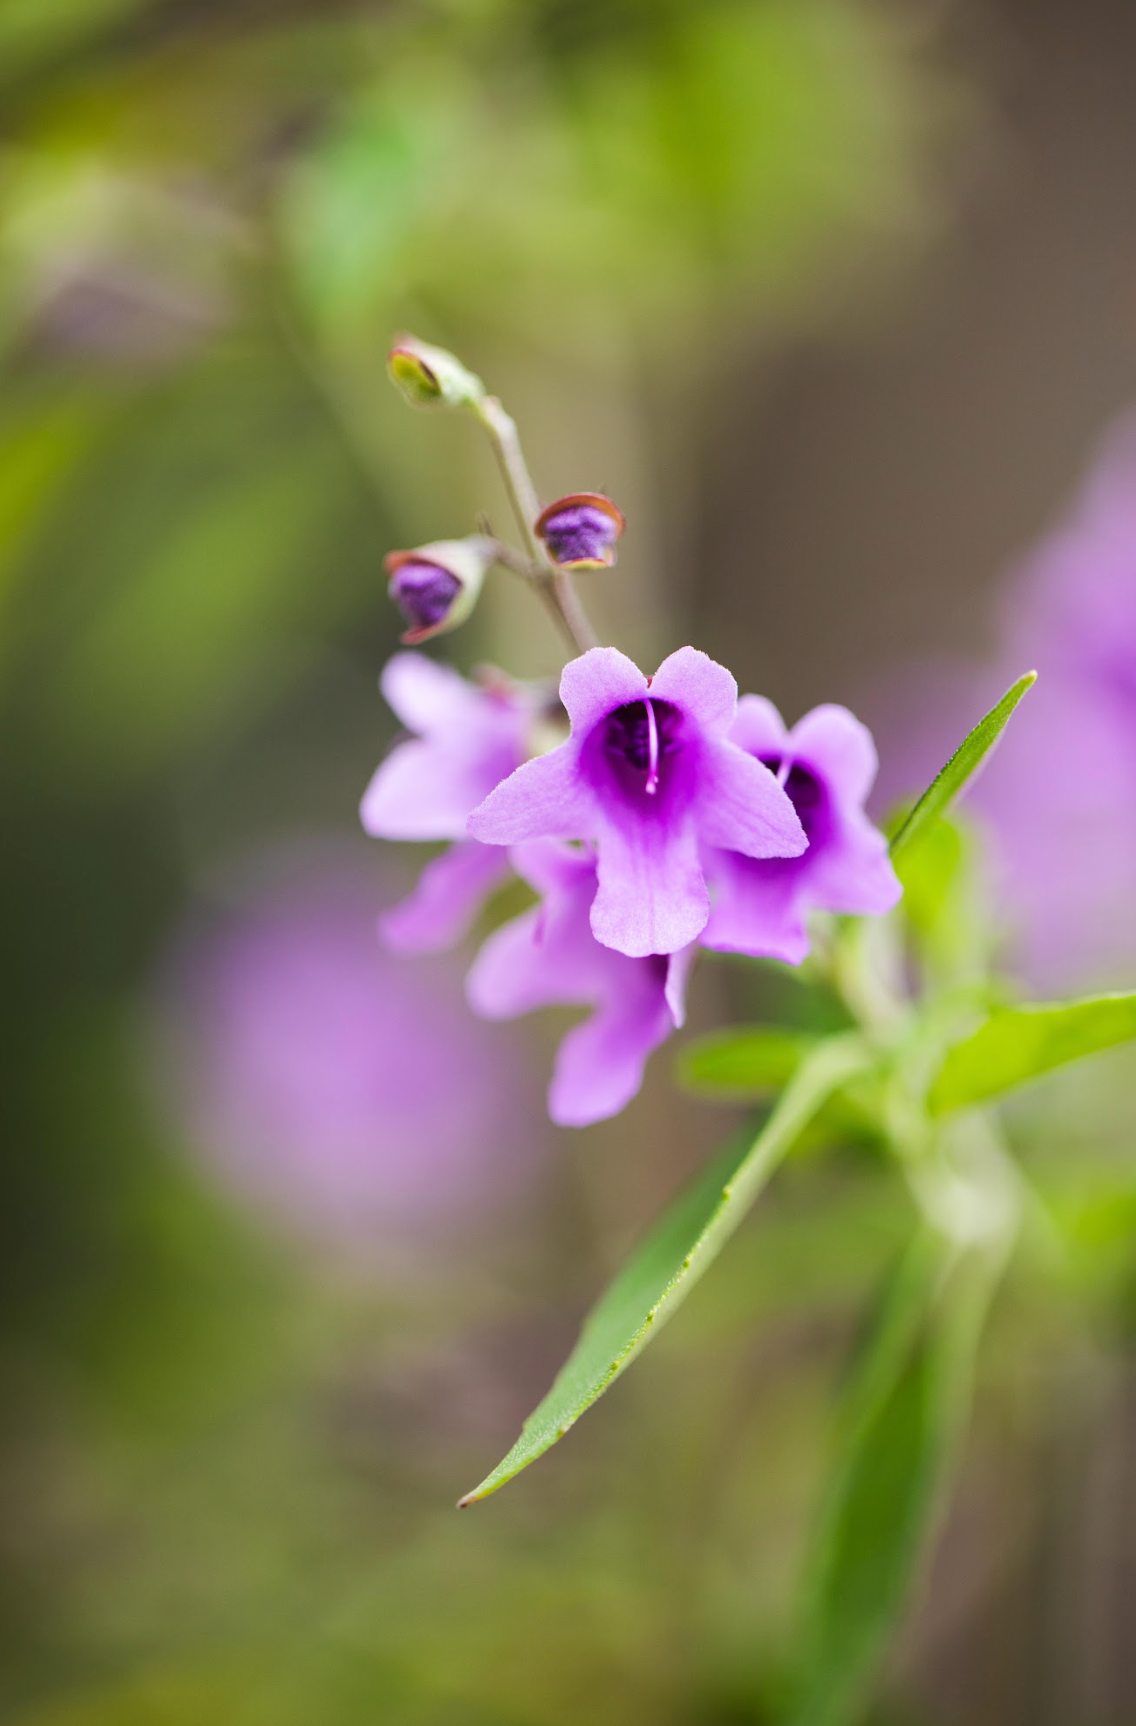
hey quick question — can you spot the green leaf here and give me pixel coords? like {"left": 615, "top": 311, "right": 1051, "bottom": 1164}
{"left": 888, "top": 671, "right": 1036, "bottom": 858}
{"left": 892, "top": 812, "right": 989, "bottom": 986}
{"left": 929, "top": 991, "right": 1136, "bottom": 1115}
{"left": 892, "top": 812, "right": 967, "bottom": 923}
{"left": 459, "top": 1034, "right": 873, "bottom": 1507}
{"left": 678, "top": 1026, "right": 818, "bottom": 1097}
{"left": 789, "top": 1233, "right": 994, "bottom": 1726}
{"left": 678, "top": 1025, "right": 880, "bottom": 1149}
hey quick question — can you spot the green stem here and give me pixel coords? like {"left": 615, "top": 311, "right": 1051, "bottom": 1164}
{"left": 473, "top": 396, "right": 542, "bottom": 558}
{"left": 472, "top": 395, "right": 599, "bottom": 656}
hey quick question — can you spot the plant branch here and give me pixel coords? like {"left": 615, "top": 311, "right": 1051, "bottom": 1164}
{"left": 472, "top": 395, "right": 599, "bottom": 656}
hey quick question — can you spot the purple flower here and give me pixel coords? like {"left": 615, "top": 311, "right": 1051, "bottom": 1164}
{"left": 997, "top": 415, "right": 1136, "bottom": 723}
{"left": 535, "top": 492, "right": 625, "bottom": 569}
{"left": 987, "top": 420, "right": 1136, "bottom": 984}
{"left": 467, "top": 841, "right": 693, "bottom": 1126}
{"left": 702, "top": 699, "right": 900, "bottom": 962}
{"left": 874, "top": 412, "right": 1136, "bottom": 988}
{"left": 152, "top": 853, "right": 541, "bottom": 1251}
{"left": 467, "top": 647, "right": 806, "bottom": 959}
{"left": 360, "top": 652, "right": 533, "bottom": 951}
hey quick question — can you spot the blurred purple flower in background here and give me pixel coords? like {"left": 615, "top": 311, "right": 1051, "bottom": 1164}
{"left": 152, "top": 850, "right": 542, "bottom": 1252}
{"left": 467, "top": 840, "right": 692, "bottom": 1127}
{"left": 878, "top": 413, "right": 1136, "bottom": 988}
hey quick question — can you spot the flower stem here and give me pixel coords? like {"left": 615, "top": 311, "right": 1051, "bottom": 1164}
{"left": 473, "top": 397, "right": 541, "bottom": 558}
{"left": 472, "top": 395, "right": 599, "bottom": 656}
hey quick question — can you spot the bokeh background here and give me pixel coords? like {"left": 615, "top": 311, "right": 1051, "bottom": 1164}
{"left": 3, "top": 1, "right": 1136, "bottom": 1722}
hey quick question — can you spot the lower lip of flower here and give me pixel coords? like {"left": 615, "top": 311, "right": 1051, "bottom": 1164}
{"left": 389, "top": 561, "right": 462, "bottom": 631}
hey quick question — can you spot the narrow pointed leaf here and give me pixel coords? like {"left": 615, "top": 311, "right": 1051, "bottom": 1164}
{"left": 460, "top": 1034, "right": 872, "bottom": 1506}
{"left": 929, "top": 991, "right": 1136, "bottom": 1114}
{"left": 790, "top": 1234, "right": 997, "bottom": 1726}
{"left": 889, "top": 671, "right": 1036, "bottom": 858}
{"left": 892, "top": 813, "right": 990, "bottom": 983}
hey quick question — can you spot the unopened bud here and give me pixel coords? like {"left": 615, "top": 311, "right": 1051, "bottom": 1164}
{"left": 387, "top": 334, "right": 484, "bottom": 410}
{"left": 535, "top": 492, "right": 625, "bottom": 569}
{"left": 385, "top": 536, "right": 493, "bottom": 644}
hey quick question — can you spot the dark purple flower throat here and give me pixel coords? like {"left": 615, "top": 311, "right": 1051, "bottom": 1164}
{"left": 604, "top": 699, "right": 681, "bottom": 799}
{"left": 760, "top": 756, "right": 827, "bottom": 842}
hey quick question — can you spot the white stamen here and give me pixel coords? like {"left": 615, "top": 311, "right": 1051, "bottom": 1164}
{"left": 645, "top": 697, "right": 660, "bottom": 795}
{"left": 777, "top": 755, "right": 791, "bottom": 787}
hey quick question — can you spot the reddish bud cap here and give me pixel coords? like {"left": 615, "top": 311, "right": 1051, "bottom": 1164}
{"left": 535, "top": 492, "right": 625, "bottom": 570}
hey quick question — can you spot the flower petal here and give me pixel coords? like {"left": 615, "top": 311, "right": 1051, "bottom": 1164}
{"left": 467, "top": 741, "right": 593, "bottom": 845}
{"left": 361, "top": 738, "right": 497, "bottom": 840}
{"left": 559, "top": 647, "right": 647, "bottom": 735}
{"left": 548, "top": 991, "right": 673, "bottom": 1127}
{"left": 466, "top": 907, "right": 569, "bottom": 1018}
{"left": 380, "top": 651, "right": 483, "bottom": 736}
{"left": 466, "top": 858, "right": 602, "bottom": 1017}
{"left": 664, "top": 944, "right": 697, "bottom": 1028}
{"left": 702, "top": 850, "right": 810, "bottom": 964}
{"left": 509, "top": 837, "right": 598, "bottom": 900}
{"left": 648, "top": 646, "right": 737, "bottom": 735}
{"left": 806, "top": 813, "right": 902, "bottom": 917}
{"left": 591, "top": 809, "right": 708, "bottom": 957}
{"left": 791, "top": 705, "right": 879, "bottom": 807}
{"left": 380, "top": 842, "right": 509, "bottom": 953}
{"left": 698, "top": 739, "right": 807, "bottom": 859}
{"left": 730, "top": 694, "right": 788, "bottom": 758}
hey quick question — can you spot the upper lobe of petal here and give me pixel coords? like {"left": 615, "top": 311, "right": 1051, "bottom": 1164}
{"left": 380, "top": 651, "right": 484, "bottom": 736}
{"left": 366, "top": 654, "right": 526, "bottom": 840}
{"left": 730, "top": 694, "right": 788, "bottom": 758}
{"left": 649, "top": 647, "right": 737, "bottom": 735}
{"left": 791, "top": 705, "right": 879, "bottom": 808}
{"left": 559, "top": 647, "right": 647, "bottom": 735}
{"left": 361, "top": 738, "right": 508, "bottom": 840}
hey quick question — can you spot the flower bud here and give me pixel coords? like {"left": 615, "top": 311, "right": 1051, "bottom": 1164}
{"left": 385, "top": 536, "right": 493, "bottom": 644}
{"left": 535, "top": 492, "right": 625, "bottom": 570}
{"left": 387, "top": 334, "right": 484, "bottom": 410}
